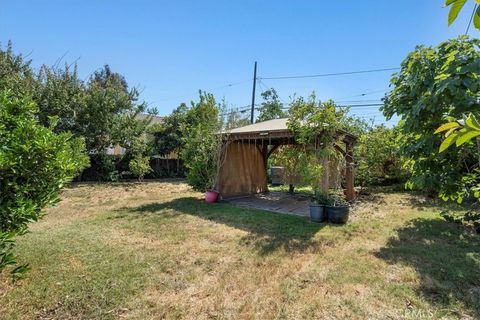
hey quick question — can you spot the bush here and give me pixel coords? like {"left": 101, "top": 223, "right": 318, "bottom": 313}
{"left": 356, "top": 125, "right": 407, "bottom": 186}
{"left": 181, "top": 92, "right": 223, "bottom": 192}
{"left": 129, "top": 155, "right": 152, "bottom": 181}
{"left": 0, "top": 91, "right": 88, "bottom": 279}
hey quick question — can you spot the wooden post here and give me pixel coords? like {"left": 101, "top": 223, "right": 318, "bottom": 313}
{"left": 345, "top": 140, "right": 355, "bottom": 201}
{"left": 320, "top": 155, "right": 330, "bottom": 193}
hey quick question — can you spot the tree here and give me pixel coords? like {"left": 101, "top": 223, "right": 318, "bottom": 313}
{"left": 129, "top": 155, "right": 152, "bottom": 181}
{"left": 81, "top": 65, "right": 150, "bottom": 154}
{"left": 180, "top": 92, "right": 223, "bottom": 191}
{"left": 224, "top": 108, "right": 250, "bottom": 130}
{"left": 0, "top": 41, "right": 35, "bottom": 97}
{"left": 32, "top": 62, "right": 154, "bottom": 180}
{"left": 435, "top": 1, "right": 480, "bottom": 154}
{"left": 34, "top": 64, "right": 86, "bottom": 133}
{"left": 275, "top": 95, "right": 347, "bottom": 194}
{"left": 152, "top": 103, "right": 188, "bottom": 157}
{"left": 0, "top": 91, "right": 89, "bottom": 279}
{"left": 382, "top": 37, "right": 480, "bottom": 199}
{"left": 356, "top": 125, "right": 406, "bottom": 186}
{"left": 256, "top": 88, "right": 287, "bottom": 122}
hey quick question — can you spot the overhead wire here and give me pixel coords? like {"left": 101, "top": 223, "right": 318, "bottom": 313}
{"left": 155, "top": 79, "right": 251, "bottom": 104}
{"left": 466, "top": 3, "right": 478, "bottom": 35}
{"left": 257, "top": 67, "right": 400, "bottom": 80}
{"left": 333, "top": 89, "right": 390, "bottom": 100}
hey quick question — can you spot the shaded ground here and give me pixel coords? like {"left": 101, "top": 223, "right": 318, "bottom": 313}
{"left": 226, "top": 191, "right": 311, "bottom": 217}
{"left": 0, "top": 181, "right": 479, "bottom": 319}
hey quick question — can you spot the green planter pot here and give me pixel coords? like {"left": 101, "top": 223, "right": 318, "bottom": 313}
{"left": 309, "top": 204, "right": 327, "bottom": 223}
{"left": 326, "top": 205, "right": 349, "bottom": 224}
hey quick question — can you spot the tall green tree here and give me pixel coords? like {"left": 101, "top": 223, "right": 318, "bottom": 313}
{"left": 181, "top": 92, "right": 223, "bottom": 191}
{"left": 34, "top": 64, "right": 86, "bottom": 133}
{"left": 382, "top": 37, "right": 480, "bottom": 199}
{"left": 0, "top": 41, "right": 35, "bottom": 97}
{"left": 256, "top": 88, "right": 287, "bottom": 122}
{"left": 152, "top": 103, "right": 189, "bottom": 157}
{"left": 33, "top": 63, "right": 153, "bottom": 180}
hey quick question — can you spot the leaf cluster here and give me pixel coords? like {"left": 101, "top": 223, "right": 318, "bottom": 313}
{"left": 382, "top": 37, "right": 480, "bottom": 198}
{"left": 0, "top": 91, "right": 89, "bottom": 278}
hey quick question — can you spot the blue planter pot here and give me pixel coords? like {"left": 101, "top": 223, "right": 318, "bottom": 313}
{"left": 326, "top": 205, "right": 349, "bottom": 224}
{"left": 309, "top": 204, "right": 326, "bottom": 223}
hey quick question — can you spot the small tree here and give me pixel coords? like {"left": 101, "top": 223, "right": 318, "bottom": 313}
{"left": 181, "top": 92, "right": 224, "bottom": 192}
{"left": 356, "top": 125, "right": 407, "bottom": 186}
{"left": 273, "top": 95, "right": 346, "bottom": 196}
{"left": 129, "top": 155, "right": 152, "bottom": 181}
{"left": 0, "top": 91, "right": 89, "bottom": 279}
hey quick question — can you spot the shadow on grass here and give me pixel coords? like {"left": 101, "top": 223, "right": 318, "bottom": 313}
{"left": 377, "top": 218, "right": 480, "bottom": 317}
{"left": 114, "top": 197, "right": 325, "bottom": 255}
{"left": 404, "top": 196, "right": 474, "bottom": 214}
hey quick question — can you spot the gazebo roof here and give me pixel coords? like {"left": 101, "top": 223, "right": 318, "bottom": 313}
{"left": 227, "top": 118, "right": 357, "bottom": 143}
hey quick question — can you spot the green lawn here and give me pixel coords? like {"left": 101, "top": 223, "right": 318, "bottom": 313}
{"left": 0, "top": 181, "right": 479, "bottom": 319}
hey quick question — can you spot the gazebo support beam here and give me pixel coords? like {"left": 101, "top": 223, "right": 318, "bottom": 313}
{"left": 345, "top": 140, "right": 355, "bottom": 201}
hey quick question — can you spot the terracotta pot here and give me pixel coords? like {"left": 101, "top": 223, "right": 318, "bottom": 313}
{"left": 205, "top": 190, "right": 219, "bottom": 203}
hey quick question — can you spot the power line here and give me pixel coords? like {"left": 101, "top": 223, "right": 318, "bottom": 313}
{"left": 155, "top": 79, "right": 251, "bottom": 104}
{"left": 340, "top": 103, "right": 384, "bottom": 108}
{"left": 466, "top": 3, "right": 478, "bottom": 35}
{"left": 334, "top": 99, "right": 383, "bottom": 104}
{"left": 257, "top": 78, "right": 290, "bottom": 105}
{"left": 258, "top": 67, "right": 400, "bottom": 80}
{"left": 333, "top": 89, "right": 390, "bottom": 100}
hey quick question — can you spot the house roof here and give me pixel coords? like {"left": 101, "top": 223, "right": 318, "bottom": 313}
{"left": 226, "top": 118, "right": 357, "bottom": 143}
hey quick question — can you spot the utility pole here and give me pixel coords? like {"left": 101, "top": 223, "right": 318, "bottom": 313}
{"left": 250, "top": 61, "right": 257, "bottom": 124}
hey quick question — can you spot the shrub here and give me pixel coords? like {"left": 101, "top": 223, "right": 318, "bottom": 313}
{"left": 181, "top": 92, "right": 223, "bottom": 192}
{"left": 129, "top": 155, "right": 152, "bottom": 181}
{"left": 356, "top": 125, "right": 407, "bottom": 186}
{"left": 0, "top": 91, "right": 89, "bottom": 279}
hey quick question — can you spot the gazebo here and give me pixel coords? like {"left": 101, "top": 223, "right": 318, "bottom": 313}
{"left": 217, "top": 118, "right": 357, "bottom": 201}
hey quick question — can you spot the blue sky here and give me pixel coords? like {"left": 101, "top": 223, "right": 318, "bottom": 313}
{"left": 1, "top": 1, "right": 477, "bottom": 125}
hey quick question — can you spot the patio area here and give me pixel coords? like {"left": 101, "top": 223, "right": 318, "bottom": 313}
{"left": 226, "top": 191, "right": 311, "bottom": 217}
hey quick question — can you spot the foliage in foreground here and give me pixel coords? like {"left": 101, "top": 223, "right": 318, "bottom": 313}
{"left": 0, "top": 91, "right": 89, "bottom": 279}
{"left": 445, "top": 0, "right": 480, "bottom": 30}
{"left": 382, "top": 36, "right": 480, "bottom": 200}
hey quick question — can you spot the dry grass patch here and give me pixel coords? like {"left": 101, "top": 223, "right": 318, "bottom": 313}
{"left": 0, "top": 181, "right": 479, "bottom": 319}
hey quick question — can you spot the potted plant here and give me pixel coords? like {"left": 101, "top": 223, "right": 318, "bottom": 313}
{"left": 309, "top": 190, "right": 330, "bottom": 222}
{"left": 325, "top": 191, "right": 349, "bottom": 224}
{"left": 205, "top": 133, "right": 230, "bottom": 203}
